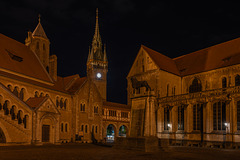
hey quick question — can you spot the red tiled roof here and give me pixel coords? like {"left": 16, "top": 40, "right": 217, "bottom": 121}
{"left": 141, "top": 45, "right": 180, "bottom": 75}
{"left": 103, "top": 101, "right": 131, "bottom": 110}
{"left": 0, "top": 33, "right": 53, "bottom": 84}
{"left": 142, "top": 37, "right": 240, "bottom": 76}
{"left": 26, "top": 97, "right": 47, "bottom": 109}
{"left": 67, "top": 77, "right": 87, "bottom": 94}
{"left": 174, "top": 37, "right": 240, "bottom": 76}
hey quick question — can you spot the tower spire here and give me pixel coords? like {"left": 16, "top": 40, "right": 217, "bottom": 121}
{"left": 38, "top": 14, "right": 41, "bottom": 23}
{"left": 93, "top": 8, "right": 101, "bottom": 43}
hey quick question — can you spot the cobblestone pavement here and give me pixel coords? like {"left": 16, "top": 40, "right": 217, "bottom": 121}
{"left": 1, "top": 144, "right": 240, "bottom": 160}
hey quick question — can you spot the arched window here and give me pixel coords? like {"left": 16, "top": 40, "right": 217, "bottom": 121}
{"left": 61, "top": 123, "right": 64, "bottom": 132}
{"left": 7, "top": 85, "right": 13, "bottom": 91}
{"left": 17, "top": 110, "right": 23, "bottom": 124}
{"left": 222, "top": 77, "right": 227, "bottom": 88}
{"left": 235, "top": 75, "right": 240, "bottom": 86}
{"left": 81, "top": 125, "right": 84, "bottom": 131}
{"left": 40, "top": 93, "right": 44, "bottom": 97}
{"left": 19, "top": 88, "right": 24, "bottom": 100}
{"left": 65, "top": 123, "right": 68, "bottom": 132}
{"left": 34, "top": 91, "right": 39, "bottom": 97}
{"left": 56, "top": 97, "right": 59, "bottom": 107}
{"left": 13, "top": 87, "right": 19, "bottom": 97}
{"left": 85, "top": 125, "right": 88, "bottom": 133}
{"left": 60, "top": 98, "right": 64, "bottom": 108}
{"left": 64, "top": 99, "right": 67, "bottom": 110}
{"left": 3, "top": 101, "right": 9, "bottom": 115}
{"left": 23, "top": 115, "right": 29, "bottom": 129}
{"left": 80, "top": 103, "right": 85, "bottom": 112}
{"left": 189, "top": 78, "right": 202, "bottom": 93}
{"left": 10, "top": 105, "right": 16, "bottom": 120}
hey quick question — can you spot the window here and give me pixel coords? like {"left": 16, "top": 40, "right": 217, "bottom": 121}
{"left": 35, "top": 91, "right": 39, "bottom": 97}
{"left": 164, "top": 107, "right": 170, "bottom": 130}
{"left": 61, "top": 123, "right": 64, "bottom": 132}
{"left": 109, "top": 110, "right": 116, "bottom": 117}
{"left": 189, "top": 78, "right": 202, "bottom": 93}
{"left": 222, "top": 77, "right": 227, "bottom": 88}
{"left": 213, "top": 102, "right": 226, "bottom": 131}
{"left": 81, "top": 125, "right": 84, "bottom": 131}
{"left": 94, "top": 106, "right": 98, "bottom": 114}
{"left": 167, "top": 84, "right": 169, "bottom": 97}
{"left": 193, "top": 104, "right": 203, "bottom": 131}
{"left": 80, "top": 103, "right": 85, "bottom": 112}
{"left": 121, "top": 112, "right": 128, "bottom": 118}
{"left": 142, "top": 59, "right": 145, "bottom": 72}
{"left": 95, "top": 126, "right": 98, "bottom": 133}
{"left": 19, "top": 88, "right": 24, "bottom": 100}
{"left": 56, "top": 97, "right": 59, "bottom": 107}
{"left": 13, "top": 87, "right": 19, "bottom": 97}
{"left": 178, "top": 106, "right": 184, "bottom": 130}
{"left": 23, "top": 115, "right": 29, "bottom": 129}
{"left": 17, "top": 110, "right": 23, "bottom": 124}
{"left": 236, "top": 75, "right": 240, "bottom": 86}
{"left": 237, "top": 101, "right": 240, "bottom": 130}
{"left": 65, "top": 124, "right": 68, "bottom": 132}
{"left": 85, "top": 125, "right": 88, "bottom": 133}
{"left": 10, "top": 105, "right": 16, "bottom": 120}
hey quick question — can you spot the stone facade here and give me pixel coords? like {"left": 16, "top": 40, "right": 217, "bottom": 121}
{"left": 0, "top": 10, "right": 130, "bottom": 146}
{"left": 128, "top": 42, "right": 240, "bottom": 148}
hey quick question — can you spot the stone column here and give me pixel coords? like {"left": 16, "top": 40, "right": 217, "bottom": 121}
{"left": 144, "top": 93, "right": 156, "bottom": 137}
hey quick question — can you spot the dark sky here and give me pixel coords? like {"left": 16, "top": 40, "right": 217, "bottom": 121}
{"left": 1, "top": 1, "right": 240, "bottom": 104}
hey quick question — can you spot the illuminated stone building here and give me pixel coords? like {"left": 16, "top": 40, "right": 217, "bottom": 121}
{"left": 0, "top": 11, "right": 130, "bottom": 145}
{"left": 128, "top": 40, "right": 240, "bottom": 148}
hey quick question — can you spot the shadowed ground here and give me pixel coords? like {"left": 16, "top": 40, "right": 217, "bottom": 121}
{"left": 0, "top": 143, "right": 240, "bottom": 160}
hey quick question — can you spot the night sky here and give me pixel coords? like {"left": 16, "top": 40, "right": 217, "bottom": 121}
{"left": 1, "top": 1, "right": 240, "bottom": 104}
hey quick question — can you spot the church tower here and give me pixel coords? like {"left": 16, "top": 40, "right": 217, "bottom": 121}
{"left": 87, "top": 9, "right": 108, "bottom": 100}
{"left": 25, "top": 15, "right": 57, "bottom": 81}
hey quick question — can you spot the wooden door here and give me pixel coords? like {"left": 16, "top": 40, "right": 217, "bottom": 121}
{"left": 42, "top": 125, "right": 50, "bottom": 142}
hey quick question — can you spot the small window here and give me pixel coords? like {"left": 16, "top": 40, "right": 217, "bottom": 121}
{"left": 85, "top": 125, "right": 88, "bottom": 133}
{"left": 61, "top": 123, "right": 64, "bottom": 132}
{"left": 222, "top": 77, "right": 227, "bottom": 88}
{"left": 65, "top": 124, "right": 68, "bottom": 132}
{"left": 95, "top": 126, "right": 98, "bottom": 133}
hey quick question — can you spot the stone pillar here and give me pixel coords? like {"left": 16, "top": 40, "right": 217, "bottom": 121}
{"left": 144, "top": 95, "right": 156, "bottom": 136}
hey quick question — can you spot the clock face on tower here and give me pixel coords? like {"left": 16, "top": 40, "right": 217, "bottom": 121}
{"left": 96, "top": 72, "right": 102, "bottom": 79}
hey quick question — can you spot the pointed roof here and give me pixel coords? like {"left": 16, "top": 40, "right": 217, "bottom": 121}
{"left": 32, "top": 15, "right": 48, "bottom": 39}
{"left": 0, "top": 33, "right": 53, "bottom": 84}
{"left": 26, "top": 97, "right": 47, "bottom": 109}
{"left": 93, "top": 8, "right": 101, "bottom": 43}
{"left": 142, "top": 45, "right": 180, "bottom": 75}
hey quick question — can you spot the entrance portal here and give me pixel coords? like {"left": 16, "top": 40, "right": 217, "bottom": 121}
{"left": 119, "top": 125, "right": 127, "bottom": 137}
{"left": 0, "top": 127, "right": 6, "bottom": 143}
{"left": 106, "top": 124, "right": 115, "bottom": 143}
{"left": 42, "top": 125, "right": 50, "bottom": 142}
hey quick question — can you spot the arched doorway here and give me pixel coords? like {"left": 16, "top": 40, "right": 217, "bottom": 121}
{"left": 106, "top": 124, "right": 115, "bottom": 143}
{"left": 41, "top": 116, "right": 56, "bottom": 143}
{"left": 0, "top": 127, "right": 6, "bottom": 143}
{"left": 119, "top": 125, "right": 127, "bottom": 137}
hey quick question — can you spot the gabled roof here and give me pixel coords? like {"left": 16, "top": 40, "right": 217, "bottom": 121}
{"left": 140, "top": 37, "right": 240, "bottom": 77}
{"left": 174, "top": 37, "right": 240, "bottom": 76}
{"left": 67, "top": 77, "right": 87, "bottom": 94}
{"left": 142, "top": 45, "right": 180, "bottom": 75}
{"left": 26, "top": 97, "right": 47, "bottom": 109}
{"left": 32, "top": 21, "right": 48, "bottom": 39}
{"left": 0, "top": 33, "right": 53, "bottom": 84}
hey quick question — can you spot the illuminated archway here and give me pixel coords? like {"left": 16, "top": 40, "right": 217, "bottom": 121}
{"left": 106, "top": 124, "right": 116, "bottom": 143}
{"left": 119, "top": 125, "right": 128, "bottom": 137}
